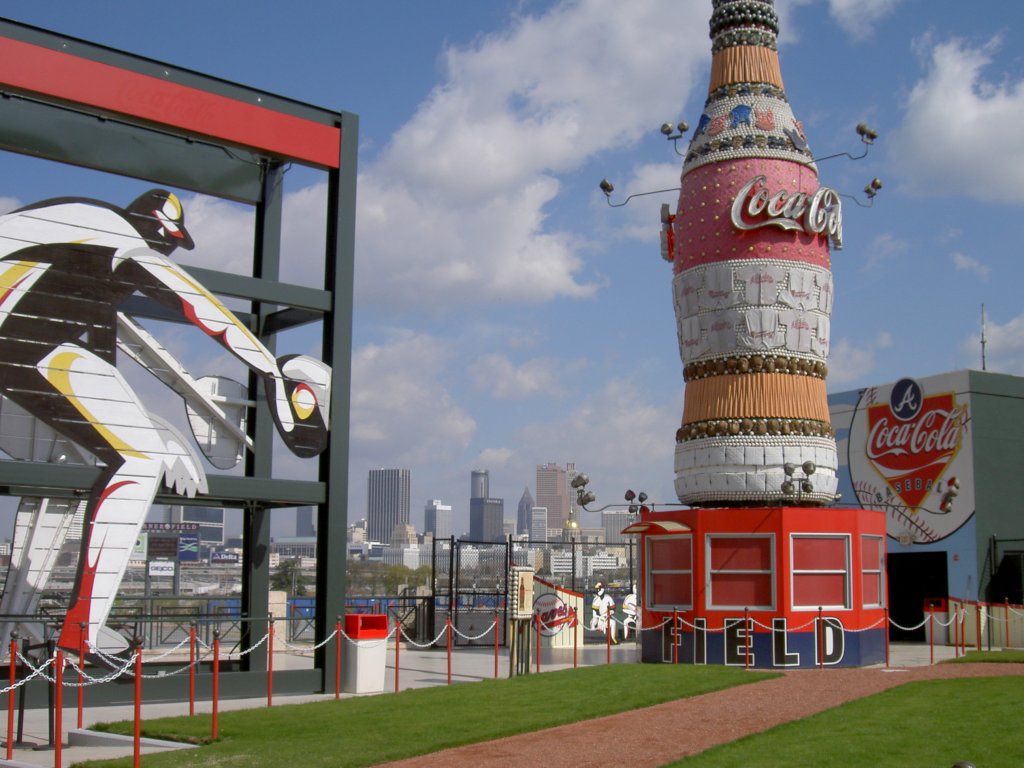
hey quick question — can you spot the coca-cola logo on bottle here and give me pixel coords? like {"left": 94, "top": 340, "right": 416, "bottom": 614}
{"left": 730, "top": 175, "right": 843, "bottom": 250}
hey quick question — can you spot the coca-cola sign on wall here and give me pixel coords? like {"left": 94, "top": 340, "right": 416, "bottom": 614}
{"left": 845, "top": 374, "right": 973, "bottom": 544}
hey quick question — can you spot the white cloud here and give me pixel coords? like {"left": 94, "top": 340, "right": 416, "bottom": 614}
{"left": 350, "top": 332, "right": 476, "bottom": 466}
{"left": 469, "top": 353, "right": 567, "bottom": 399}
{"left": 603, "top": 161, "right": 682, "bottom": 243}
{"left": 889, "top": 36, "right": 1024, "bottom": 203}
{"left": 829, "top": 337, "right": 880, "bottom": 387}
{"left": 961, "top": 313, "right": 1024, "bottom": 375}
{"left": 952, "top": 252, "right": 990, "bottom": 280}
{"left": 476, "top": 447, "right": 514, "bottom": 469}
{"left": 515, "top": 377, "right": 680, "bottom": 505}
{"left": 174, "top": 194, "right": 254, "bottom": 275}
{"left": 827, "top": 0, "right": 904, "bottom": 41}
{"left": 861, "top": 232, "right": 910, "bottom": 271}
{"left": 356, "top": 0, "right": 710, "bottom": 310}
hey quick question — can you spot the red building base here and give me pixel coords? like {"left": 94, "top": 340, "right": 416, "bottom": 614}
{"left": 629, "top": 506, "right": 887, "bottom": 669}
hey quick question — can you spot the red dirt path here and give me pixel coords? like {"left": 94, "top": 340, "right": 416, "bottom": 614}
{"left": 376, "top": 663, "right": 1024, "bottom": 768}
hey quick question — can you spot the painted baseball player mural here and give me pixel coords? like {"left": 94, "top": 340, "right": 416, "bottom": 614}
{"left": 621, "top": 585, "right": 638, "bottom": 640}
{"left": 0, "top": 189, "right": 331, "bottom": 653}
{"left": 589, "top": 582, "right": 617, "bottom": 643}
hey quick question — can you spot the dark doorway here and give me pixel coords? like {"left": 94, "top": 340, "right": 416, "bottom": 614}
{"left": 887, "top": 551, "right": 948, "bottom": 641}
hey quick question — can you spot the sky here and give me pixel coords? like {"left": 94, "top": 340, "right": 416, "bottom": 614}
{"left": 2, "top": 0, "right": 1024, "bottom": 538}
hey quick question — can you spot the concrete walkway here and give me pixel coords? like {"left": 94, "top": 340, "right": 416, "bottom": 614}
{"left": 0, "top": 642, "right": 957, "bottom": 767}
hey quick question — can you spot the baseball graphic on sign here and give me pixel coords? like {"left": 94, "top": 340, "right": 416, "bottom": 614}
{"left": 847, "top": 376, "right": 973, "bottom": 543}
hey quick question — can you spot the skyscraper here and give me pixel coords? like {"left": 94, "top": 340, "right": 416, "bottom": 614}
{"left": 296, "top": 507, "right": 315, "bottom": 538}
{"left": 424, "top": 499, "right": 452, "bottom": 540}
{"left": 516, "top": 487, "right": 534, "bottom": 535}
{"left": 367, "top": 468, "right": 411, "bottom": 543}
{"left": 530, "top": 506, "right": 548, "bottom": 543}
{"left": 469, "top": 469, "right": 504, "bottom": 543}
{"left": 602, "top": 509, "right": 631, "bottom": 545}
{"left": 536, "top": 462, "right": 570, "bottom": 527}
{"left": 471, "top": 469, "right": 488, "bottom": 500}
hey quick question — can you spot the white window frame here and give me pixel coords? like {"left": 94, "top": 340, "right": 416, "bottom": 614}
{"left": 646, "top": 534, "right": 693, "bottom": 611}
{"left": 860, "top": 534, "right": 885, "bottom": 608}
{"left": 706, "top": 533, "right": 775, "bottom": 610}
{"left": 790, "top": 533, "right": 851, "bottom": 611}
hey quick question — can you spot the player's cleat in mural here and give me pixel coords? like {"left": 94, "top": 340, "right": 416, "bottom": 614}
{"left": 0, "top": 189, "right": 332, "bottom": 654}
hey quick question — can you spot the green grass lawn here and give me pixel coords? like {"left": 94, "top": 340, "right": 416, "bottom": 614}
{"left": 81, "top": 664, "right": 775, "bottom": 768}
{"left": 945, "top": 649, "right": 1024, "bottom": 664}
{"left": 668, "top": 676, "right": 1024, "bottom": 767}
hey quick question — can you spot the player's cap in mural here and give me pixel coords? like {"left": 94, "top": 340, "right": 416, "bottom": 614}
{"left": 126, "top": 188, "right": 195, "bottom": 254}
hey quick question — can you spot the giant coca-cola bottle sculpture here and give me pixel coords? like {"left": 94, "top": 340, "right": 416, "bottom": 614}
{"left": 668, "top": 0, "right": 842, "bottom": 506}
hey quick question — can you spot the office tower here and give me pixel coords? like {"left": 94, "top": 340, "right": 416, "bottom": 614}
{"left": 389, "top": 523, "right": 418, "bottom": 548}
{"left": 602, "top": 509, "right": 631, "bottom": 545}
{"left": 424, "top": 499, "right": 452, "bottom": 540}
{"left": 471, "top": 469, "right": 489, "bottom": 500}
{"left": 296, "top": 507, "right": 315, "bottom": 538}
{"left": 530, "top": 506, "right": 548, "bottom": 543}
{"left": 469, "top": 497, "right": 504, "bottom": 542}
{"left": 367, "top": 468, "right": 411, "bottom": 543}
{"left": 536, "top": 462, "right": 570, "bottom": 527}
{"left": 469, "top": 469, "right": 504, "bottom": 543}
{"left": 516, "top": 487, "right": 534, "bottom": 535}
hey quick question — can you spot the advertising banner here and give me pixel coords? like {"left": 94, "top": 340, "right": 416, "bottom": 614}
{"left": 148, "top": 559, "right": 175, "bottom": 577}
{"left": 130, "top": 532, "right": 148, "bottom": 562}
{"left": 842, "top": 372, "right": 973, "bottom": 544}
{"left": 178, "top": 533, "right": 200, "bottom": 562}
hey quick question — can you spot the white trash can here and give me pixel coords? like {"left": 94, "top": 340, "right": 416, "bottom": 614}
{"left": 342, "top": 614, "right": 389, "bottom": 694}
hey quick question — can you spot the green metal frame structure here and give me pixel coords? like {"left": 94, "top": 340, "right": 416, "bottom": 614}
{"left": 0, "top": 18, "right": 355, "bottom": 702}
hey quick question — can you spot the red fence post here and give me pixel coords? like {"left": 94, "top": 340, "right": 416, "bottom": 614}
{"left": 817, "top": 607, "right": 824, "bottom": 671}
{"left": 573, "top": 608, "right": 578, "bottom": 669}
{"left": 335, "top": 616, "right": 342, "bottom": 699}
{"left": 188, "top": 623, "right": 196, "bottom": 716}
{"left": 54, "top": 648, "right": 63, "bottom": 768}
{"left": 6, "top": 632, "right": 16, "bottom": 761}
{"left": 267, "top": 617, "right": 274, "bottom": 707}
{"left": 605, "top": 614, "right": 611, "bottom": 665}
{"left": 534, "top": 614, "right": 540, "bottom": 674}
{"left": 133, "top": 637, "right": 143, "bottom": 768}
{"left": 946, "top": 610, "right": 954, "bottom": 659}
{"left": 929, "top": 610, "right": 934, "bottom": 665}
{"left": 884, "top": 607, "right": 890, "bottom": 667}
{"left": 493, "top": 612, "right": 499, "bottom": 680}
{"left": 446, "top": 616, "right": 453, "bottom": 685}
{"left": 1006, "top": 598, "right": 1011, "bottom": 649}
{"left": 77, "top": 623, "right": 85, "bottom": 730}
{"left": 960, "top": 607, "right": 966, "bottom": 657}
{"left": 672, "top": 610, "right": 679, "bottom": 665}
{"left": 394, "top": 617, "right": 401, "bottom": 693}
{"left": 744, "top": 609, "right": 750, "bottom": 671}
{"left": 212, "top": 629, "right": 220, "bottom": 741}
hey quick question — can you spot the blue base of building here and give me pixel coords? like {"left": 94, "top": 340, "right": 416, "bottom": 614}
{"left": 641, "top": 622, "right": 887, "bottom": 669}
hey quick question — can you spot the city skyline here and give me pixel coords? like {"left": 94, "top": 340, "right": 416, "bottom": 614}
{"left": 3, "top": 2, "right": 1024, "bottom": 541}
